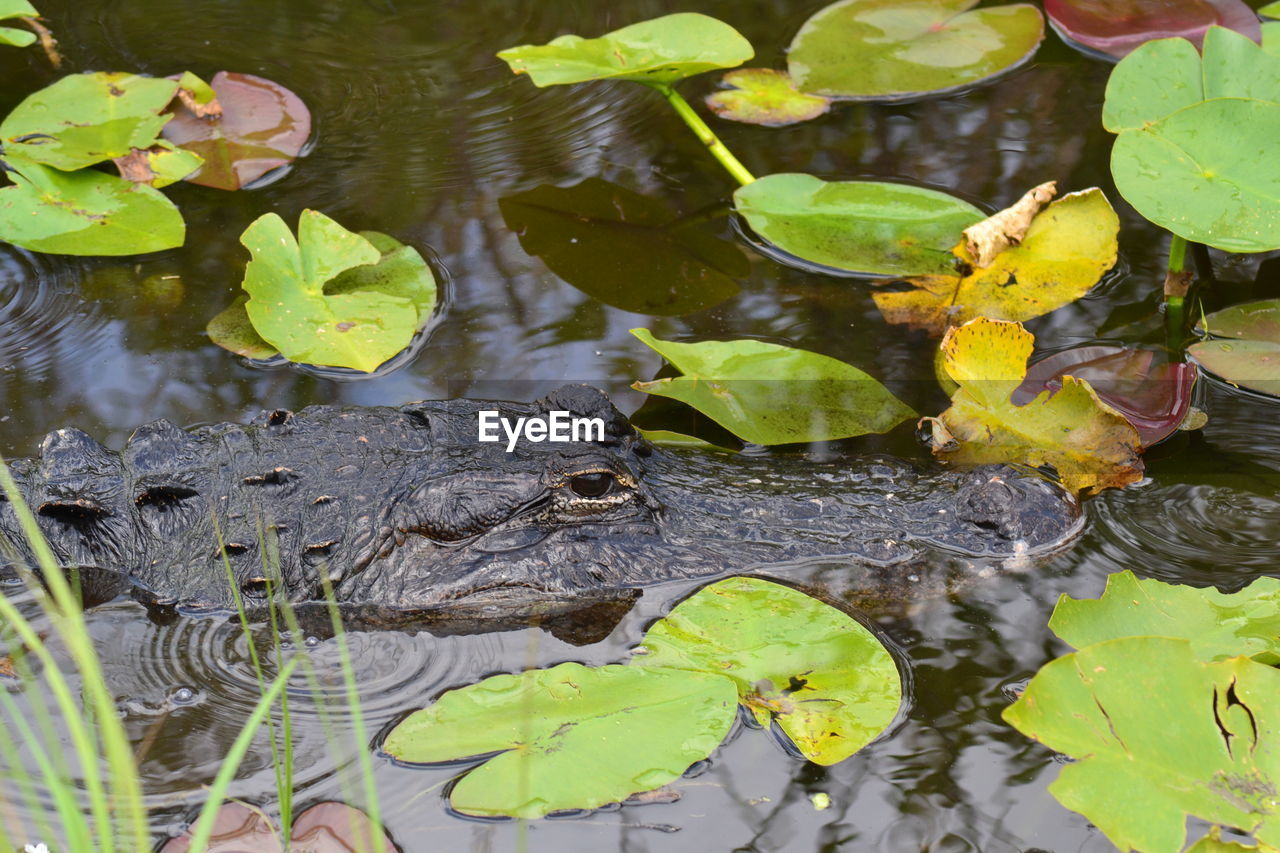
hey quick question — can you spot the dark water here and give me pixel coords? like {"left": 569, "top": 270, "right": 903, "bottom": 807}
{"left": 2, "top": 1, "right": 1280, "bottom": 850}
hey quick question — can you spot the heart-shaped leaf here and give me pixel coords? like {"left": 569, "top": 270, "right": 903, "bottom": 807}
{"left": 1049, "top": 570, "right": 1280, "bottom": 664}
{"left": 1104, "top": 27, "right": 1280, "bottom": 252}
{"left": 158, "top": 800, "right": 398, "bottom": 852}
{"left": 239, "top": 213, "right": 433, "bottom": 372}
{"left": 1013, "top": 345, "right": 1196, "bottom": 446}
{"left": 873, "top": 188, "right": 1118, "bottom": 336}
{"left": 0, "top": 72, "right": 178, "bottom": 171}
{"left": 498, "top": 178, "right": 744, "bottom": 316}
{"left": 1046, "top": 0, "right": 1260, "bottom": 60}
{"left": 497, "top": 13, "right": 753, "bottom": 89}
{"left": 706, "top": 69, "right": 832, "bottom": 126}
{"left": 380, "top": 662, "right": 737, "bottom": 818}
{"left": 161, "top": 71, "right": 311, "bottom": 191}
{"left": 923, "top": 318, "right": 1143, "bottom": 494}
{"left": 787, "top": 0, "right": 1045, "bottom": 101}
{"left": 1004, "top": 637, "right": 1280, "bottom": 853}
{"left": 633, "top": 577, "right": 901, "bottom": 766}
{"left": 630, "top": 328, "right": 915, "bottom": 444}
{"left": 1190, "top": 299, "right": 1280, "bottom": 396}
{"left": 734, "top": 173, "right": 984, "bottom": 277}
{"left": 0, "top": 153, "right": 184, "bottom": 255}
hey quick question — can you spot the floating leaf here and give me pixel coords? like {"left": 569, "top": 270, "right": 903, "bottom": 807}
{"left": 205, "top": 295, "right": 278, "bottom": 360}
{"left": 734, "top": 173, "right": 984, "bottom": 277}
{"left": 1045, "top": 0, "right": 1260, "bottom": 60}
{"left": 0, "top": 72, "right": 178, "bottom": 171}
{"left": 962, "top": 181, "right": 1057, "bottom": 268}
{"left": 112, "top": 140, "right": 203, "bottom": 188}
{"left": 0, "top": 153, "right": 184, "bottom": 255}
{"left": 497, "top": 13, "right": 753, "bottom": 89}
{"left": 923, "top": 318, "right": 1143, "bottom": 493}
{"left": 1265, "top": 2, "right": 1280, "bottom": 19}
{"left": 1104, "top": 27, "right": 1280, "bottom": 252}
{"left": 0, "top": 0, "right": 35, "bottom": 45}
{"left": 633, "top": 428, "right": 730, "bottom": 451}
{"left": 633, "top": 577, "right": 901, "bottom": 765}
{"left": 706, "top": 69, "right": 832, "bottom": 126}
{"left": 1013, "top": 345, "right": 1196, "bottom": 446}
{"left": 161, "top": 71, "right": 310, "bottom": 191}
{"left": 873, "top": 189, "right": 1119, "bottom": 336}
{"left": 498, "top": 179, "right": 744, "bottom": 316}
{"left": 381, "top": 662, "right": 736, "bottom": 819}
{"left": 1199, "top": 299, "right": 1280, "bottom": 344}
{"left": 158, "top": 800, "right": 398, "bottom": 852}
{"left": 1049, "top": 570, "right": 1280, "bottom": 664}
{"left": 1190, "top": 299, "right": 1280, "bottom": 396}
{"left": 630, "top": 328, "right": 915, "bottom": 445}
{"left": 1003, "top": 637, "right": 1280, "bottom": 853}
{"left": 1189, "top": 341, "right": 1280, "bottom": 397}
{"left": 238, "top": 213, "right": 434, "bottom": 372}
{"left": 787, "top": 0, "right": 1045, "bottom": 101}
{"left": 1187, "top": 830, "right": 1280, "bottom": 853}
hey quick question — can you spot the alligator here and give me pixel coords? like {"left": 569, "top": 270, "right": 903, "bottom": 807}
{"left": 0, "top": 385, "right": 1082, "bottom": 618}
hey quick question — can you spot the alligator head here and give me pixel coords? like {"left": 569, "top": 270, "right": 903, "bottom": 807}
{"left": 328, "top": 386, "right": 1082, "bottom": 613}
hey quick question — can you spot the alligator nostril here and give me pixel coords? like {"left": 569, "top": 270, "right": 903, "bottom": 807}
{"left": 240, "top": 577, "right": 270, "bottom": 599}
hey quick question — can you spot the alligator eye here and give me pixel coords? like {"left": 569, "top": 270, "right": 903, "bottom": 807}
{"left": 569, "top": 472, "right": 615, "bottom": 499}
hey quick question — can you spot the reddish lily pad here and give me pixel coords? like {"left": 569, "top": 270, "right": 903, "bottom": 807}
{"left": 706, "top": 69, "right": 832, "bottom": 126}
{"left": 1045, "top": 0, "right": 1261, "bottom": 60}
{"left": 158, "top": 800, "right": 398, "bottom": 852}
{"left": 1012, "top": 346, "right": 1197, "bottom": 446}
{"left": 161, "top": 71, "right": 310, "bottom": 191}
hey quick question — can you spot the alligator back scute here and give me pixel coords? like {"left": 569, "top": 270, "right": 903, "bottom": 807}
{"left": 32, "top": 428, "right": 132, "bottom": 569}
{"left": 125, "top": 419, "right": 211, "bottom": 541}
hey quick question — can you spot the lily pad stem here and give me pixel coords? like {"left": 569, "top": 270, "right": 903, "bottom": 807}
{"left": 657, "top": 85, "right": 755, "bottom": 187}
{"left": 1164, "top": 234, "right": 1191, "bottom": 358}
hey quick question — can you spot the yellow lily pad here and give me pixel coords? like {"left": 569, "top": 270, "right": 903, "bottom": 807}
{"left": 872, "top": 188, "right": 1118, "bottom": 337}
{"left": 706, "top": 69, "right": 832, "bottom": 126}
{"left": 923, "top": 318, "right": 1143, "bottom": 494}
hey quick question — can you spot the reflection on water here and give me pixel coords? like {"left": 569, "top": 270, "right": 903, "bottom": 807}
{"left": 2, "top": 0, "right": 1279, "bottom": 850}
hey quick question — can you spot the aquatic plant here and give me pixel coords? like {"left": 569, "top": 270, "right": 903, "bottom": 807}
{"left": 0, "top": 0, "right": 37, "bottom": 46}
{"left": 1190, "top": 299, "right": 1280, "bottom": 397}
{"left": 1005, "top": 572, "right": 1280, "bottom": 853}
{"left": 0, "top": 70, "right": 308, "bottom": 255}
{"left": 498, "top": 13, "right": 997, "bottom": 278}
{"left": 206, "top": 210, "right": 438, "bottom": 373}
{"left": 629, "top": 329, "right": 914, "bottom": 444}
{"left": 1046, "top": 0, "right": 1259, "bottom": 59}
{"left": 380, "top": 577, "right": 900, "bottom": 818}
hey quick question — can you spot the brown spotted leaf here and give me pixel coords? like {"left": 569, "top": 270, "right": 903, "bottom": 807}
{"left": 161, "top": 71, "right": 310, "bottom": 191}
{"left": 924, "top": 318, "right": 1143, "bottom": 493}
{"left": 873, "top": 188, "right": 1118, "bottom": 337}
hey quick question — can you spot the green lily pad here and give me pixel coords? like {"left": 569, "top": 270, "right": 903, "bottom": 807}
{"left": 380, "top": 662, "right": 737, "bottom": 819}
{"left": 706, "top": 69, "right": 832, "bottom": 126}
{"left": 0, "top": 72, "right": 179, "bottom": 171}
{"left": 0, "top": 0, "right": 36, "bottom": 47}
{"left": 1004, "top": 637, "right": 1280, "bottom": 853}
{"left": 497, "top": 13, "right": 753, "bottom": 89}
{"left": 1265, "top": 2, "right": 1280, "bottom": 19}
{"left": 633, "top": 428, "right": 730, "bottom": 451}
{"left": 238, "top": 213, "right": 436, "bottom": 373}
{"left": 873, "top": 188, "right": 1119, "bottom": 336}
{"left": 1187, "top": 831, "right": 1280, "bottom": 853}
{"left": 1188, "top": 340, "right": 1280, "bottom": 397}
{"left": 1198, "top": 299, "right": 1280, "bottom": 344}
{"left": 498, "top": 178, "right": 744, "bottom": 316}
{"left": 733, "top": 173, "right": 984, "bottom": 277}
{"left": 630, "top": 328, "right": 915, "bottom": 445}
{"left": 633, "top": 577, "right": 901, "bottom": 766}
{"left": 205, "top": 295, "right": 278, "bottom": 360}
{"left": 787, "top": 0, "right": 1045, "bottom": 102}
{"left": 1050, "top": 570, "right": 1280, "bottom": 664}
{"left": 1104, "top": 27, "right": 1280, "bottom": 252}
{"left": 924, "top": 318, "right": 1144, "bottom": 493}
{"left": 0, "top": 153, "right": 184, "bottom": 255}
